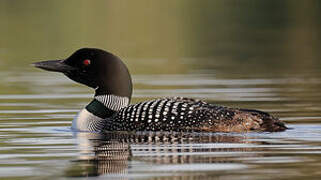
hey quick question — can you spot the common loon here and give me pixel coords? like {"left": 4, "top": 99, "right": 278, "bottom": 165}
{"left": 33, "top": 48, "right": 287, "bottom": 133}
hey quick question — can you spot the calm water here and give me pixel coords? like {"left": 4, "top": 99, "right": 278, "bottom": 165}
{"left": 1, "top": 1, "right": 321, "bottom": 180}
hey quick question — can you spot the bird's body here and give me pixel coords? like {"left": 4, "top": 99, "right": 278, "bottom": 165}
{"left": 107, "top": 97, "right": 285, "bottom": 132}
{"left": 34, "top": 48, "right": 287, "bottom": 133}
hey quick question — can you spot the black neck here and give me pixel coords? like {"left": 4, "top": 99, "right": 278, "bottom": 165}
{"left": 93, "top": 54, "right": 133, "bottom": 101}
{"left": 85, "top": 99, "right": 116, "bottom": 118}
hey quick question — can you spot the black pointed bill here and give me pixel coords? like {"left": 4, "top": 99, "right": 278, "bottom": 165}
{"left": 33, "top": 60, "right": 77, "bottom": 73}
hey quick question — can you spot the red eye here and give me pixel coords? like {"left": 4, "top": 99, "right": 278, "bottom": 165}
{"left": 83, "top": 59, "right": 91, "bottom": 66}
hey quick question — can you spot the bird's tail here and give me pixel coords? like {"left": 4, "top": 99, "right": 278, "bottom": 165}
{"left": 240, "top": 109, "right": 288, "bottom": 132}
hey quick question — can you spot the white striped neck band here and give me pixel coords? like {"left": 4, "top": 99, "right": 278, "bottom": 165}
{"left": 94, "top": 94, "right": 129, "bottom": 111}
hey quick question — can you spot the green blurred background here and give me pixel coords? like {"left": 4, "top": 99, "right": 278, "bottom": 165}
{"left": 1, "top": 0, "right": 320, "bottom": 72}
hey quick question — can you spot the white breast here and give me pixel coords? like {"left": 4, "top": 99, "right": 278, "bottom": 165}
{"left": 72, "top": 108, "right": 105, "bottom": 132}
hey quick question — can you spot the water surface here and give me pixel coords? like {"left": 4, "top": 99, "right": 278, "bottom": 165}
{"left": 1, "top": 63, "right": 321, "bottom": 180}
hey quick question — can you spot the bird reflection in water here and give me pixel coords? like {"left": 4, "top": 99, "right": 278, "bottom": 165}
{"left": 65, "top": 131, "right": 254, "bottom": 178}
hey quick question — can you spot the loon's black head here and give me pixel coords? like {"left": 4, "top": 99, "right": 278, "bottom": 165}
{"left": 33, "top": 48, "right": 132, "bottom": 100}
